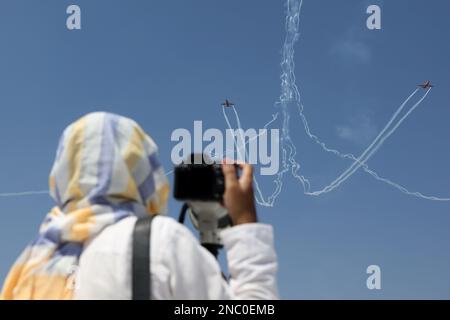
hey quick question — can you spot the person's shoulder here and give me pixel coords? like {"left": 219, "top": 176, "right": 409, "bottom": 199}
{"left": 153, "top": 215, "right": 196, "bottom": 241}
{"left": 83, "top": 215, "right": 196, "bottom": 255}
{"left": 83, "top": 216, "right": 137, "bottom": 254}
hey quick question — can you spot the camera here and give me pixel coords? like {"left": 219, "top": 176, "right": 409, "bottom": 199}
{"left": 173, "top": 153, "right": 225, "bottom": 202}
{"left": 174, "top": 153, "right": 236, "bottom": 257}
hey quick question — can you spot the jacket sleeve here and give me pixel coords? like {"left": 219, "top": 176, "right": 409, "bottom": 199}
{"left": 166, "top": 221, "right": 279, "bottom": 300}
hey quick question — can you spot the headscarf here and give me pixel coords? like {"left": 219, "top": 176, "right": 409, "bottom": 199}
{"left": 1, "top": 112, "right": 169, "bottom": 299}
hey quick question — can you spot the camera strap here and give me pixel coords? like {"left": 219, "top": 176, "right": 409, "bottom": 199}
{"left": 132, "top": 215, "right": 153, "bottom": 300}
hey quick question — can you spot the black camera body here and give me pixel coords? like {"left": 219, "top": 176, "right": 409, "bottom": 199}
{"left": 173, "top": 154, "right": 225, "bottom": 202}
{"left": 174, "top": 154, "right": 237, "bottom": 256}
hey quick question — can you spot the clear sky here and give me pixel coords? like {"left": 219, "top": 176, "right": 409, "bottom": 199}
{"left": 1, "top": 0, "right": 450, "bottom": 299}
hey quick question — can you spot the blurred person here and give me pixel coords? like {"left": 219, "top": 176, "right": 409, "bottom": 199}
{"left": 1, "top": 112, "right": 278, "bottom": 300}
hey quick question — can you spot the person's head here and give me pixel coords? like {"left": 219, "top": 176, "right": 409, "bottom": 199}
{"left": 49, "top": 112, "right": 169, "bottom": 216}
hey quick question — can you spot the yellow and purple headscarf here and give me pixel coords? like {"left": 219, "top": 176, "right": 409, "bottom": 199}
{"left": 1, "top": 112, "right": 169, "bottom": 300}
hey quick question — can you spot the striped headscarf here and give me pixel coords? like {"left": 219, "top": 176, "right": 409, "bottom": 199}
{"left": 1, "top": 112, "right": 169, "bottom": 300}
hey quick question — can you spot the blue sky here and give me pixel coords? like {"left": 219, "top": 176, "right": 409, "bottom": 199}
{"left": 1, "top": 0, "right": 450, "bottom": 299}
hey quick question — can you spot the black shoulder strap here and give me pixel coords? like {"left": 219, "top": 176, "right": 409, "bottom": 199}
{"left": 132, "top": 215, "right": 153, "bottom": 300}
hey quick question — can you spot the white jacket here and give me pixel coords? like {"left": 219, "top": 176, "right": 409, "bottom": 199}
{"left": 74, "top": 215, "right": 279, "bottom": 300}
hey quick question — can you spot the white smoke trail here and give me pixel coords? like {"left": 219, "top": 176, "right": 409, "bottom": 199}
{"left": 296, "top": 90, "right": 450, "bottom": 200}
{"left": 347, "top": 89, "right": 450, "bottom": 200}
{"left": 0, "top": 170, "right": 175, "bottom": 198}
{"left": 266, "top": 0, "right": 311, "bottom": 205}
{"left": 297, "top": 88, "right": 417, "bottom": 162}
{"left": 307, "top": 88, "right": 431, "bottom": 196}
{"left": 361, "top": 167, "right": 450, "bottom": 201}
{"left": 216, "top": 0, "right": 310, "bottom": 207}
{"left": 220, "top": 0, "right": 450, "bottom": 204}
{"left": 2, "top": 0, "right": 449, "bottom": 204}
{"left": 0, "top": 190, "right": 49, "bottom": 197}
{"left": 218, "top": 111, "right": 279, "bottom": 160}
{"left": 222, "top": 106, "right": 273, "bottom": 206}
{"left": 272, "top": 0, "right": 450, "bottom": 202}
